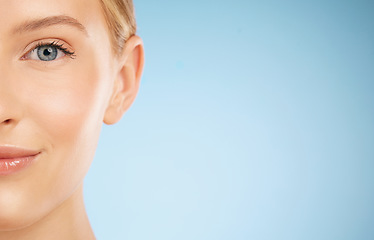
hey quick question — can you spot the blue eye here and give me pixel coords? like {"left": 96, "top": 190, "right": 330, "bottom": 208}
{"left": 37, "top": 46, "right": 58, "bottom": 61}
{"left": 23, "top": 41, "right": 76, "bottom": 61}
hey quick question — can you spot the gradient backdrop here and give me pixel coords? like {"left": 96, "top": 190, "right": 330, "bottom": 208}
{"left": 84, "top": 0, "right": 374, "bottom": 239}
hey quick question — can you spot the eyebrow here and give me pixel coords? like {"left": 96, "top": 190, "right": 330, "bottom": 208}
{"left": 12, "top": 15, "right": 88, "bottom": 35}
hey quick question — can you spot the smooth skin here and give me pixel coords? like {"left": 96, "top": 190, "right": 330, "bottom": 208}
{"left": 0, "top": 0, "right": 144, "bottom": 239}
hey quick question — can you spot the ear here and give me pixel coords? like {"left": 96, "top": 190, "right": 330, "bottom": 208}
{"left": 104, "top": 35, "right": 145, "bottom": 125}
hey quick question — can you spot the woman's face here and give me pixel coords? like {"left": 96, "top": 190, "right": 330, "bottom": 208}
{"left": 0, "top": 0, "right": 121, "bottom": 229}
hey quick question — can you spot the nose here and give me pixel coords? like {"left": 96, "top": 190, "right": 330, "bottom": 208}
{"left": 0, "top": 82, "right": 22, "bottom": 128}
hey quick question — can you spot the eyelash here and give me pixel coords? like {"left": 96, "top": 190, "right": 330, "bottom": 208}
{"left": 36, "top": 41, "right": 76, "bottom": 58}
{"left": 22, "top": 40, "right": 76, "bottom": 60}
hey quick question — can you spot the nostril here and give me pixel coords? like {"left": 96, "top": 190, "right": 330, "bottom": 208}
{"left": 3, "top": 119, "right": 11, "bottom": 124}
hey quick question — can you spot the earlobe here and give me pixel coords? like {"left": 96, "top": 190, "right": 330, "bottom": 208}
{"left": 103, "top": 35, "right": 145, "bottom": 125}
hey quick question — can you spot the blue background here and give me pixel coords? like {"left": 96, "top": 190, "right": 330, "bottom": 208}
{"left": 85, "top": 0, "right": 374, "bottom": 239}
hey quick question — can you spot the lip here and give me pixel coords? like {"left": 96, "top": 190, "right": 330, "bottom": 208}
{"left": 0, "top": 146, "right": 41, "bottom": 176}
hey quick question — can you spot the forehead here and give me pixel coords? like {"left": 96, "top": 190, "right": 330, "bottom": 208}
{"left": 0, "top": 0, "right": 106, "bottom": 37}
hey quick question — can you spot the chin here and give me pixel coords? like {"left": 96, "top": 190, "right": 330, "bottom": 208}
{"left": 0, "top": 194, "right": 44, "bottom": 232}
{"left": 0, "top": 210, "right": 36, "bottom": 232}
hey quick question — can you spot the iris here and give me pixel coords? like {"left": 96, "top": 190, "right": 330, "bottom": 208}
{"left": 37, "top": 46, "right": 58, "bottom": 61}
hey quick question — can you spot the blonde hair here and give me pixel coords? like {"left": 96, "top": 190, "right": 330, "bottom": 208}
{"left": 99, "top": 0, "right": 137, "bottom": 55}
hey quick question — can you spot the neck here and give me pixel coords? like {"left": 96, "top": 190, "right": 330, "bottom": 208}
{"left": 0, "top": 183, "right": 95, "bottom": 240}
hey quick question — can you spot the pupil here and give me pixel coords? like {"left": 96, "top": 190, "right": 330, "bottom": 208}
{"left": 43, "top": 48, "right": 52, "bottom": 56}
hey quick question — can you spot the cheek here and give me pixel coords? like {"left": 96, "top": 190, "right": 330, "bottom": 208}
{"left": 28, "top": 72, "right": 102, "bottom": 148}
{"left": 33, "top": 75, "right": 102, "bottom": 143}
{"left": 23, "top": 57, "right": 113, "bottom": 147}
{"left": 20, "top": 56, "right": 114, "bottom": 189}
